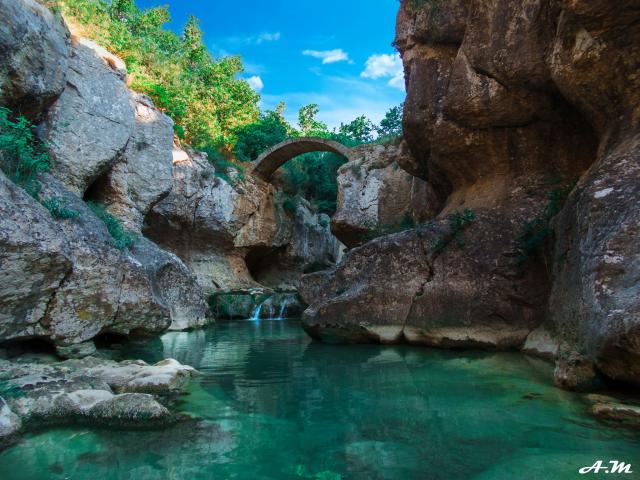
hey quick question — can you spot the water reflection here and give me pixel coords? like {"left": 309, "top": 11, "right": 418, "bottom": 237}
{"left": 1, "top": 319, "right": 638, "bottom": 480}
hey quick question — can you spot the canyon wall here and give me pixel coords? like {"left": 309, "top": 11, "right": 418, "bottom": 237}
{"left": 0, "top": 0, "right": 341, "bottom": 354}
{"left": 302, "top": 0, "right": 640, "bottom": 389}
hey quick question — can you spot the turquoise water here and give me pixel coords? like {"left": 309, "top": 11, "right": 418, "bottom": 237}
{"left": 1, "top": 319, "right": 639, "bottom": 479}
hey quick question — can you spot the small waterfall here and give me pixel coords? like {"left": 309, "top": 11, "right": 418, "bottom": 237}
{"left": 250, "top": 295, "right": 291, "bottom": 321}
{"left": 250, "top": 302, "right": 264, "bottom": 322}
{"left": 277, "top": 297, "right": 289, "bottom": 319}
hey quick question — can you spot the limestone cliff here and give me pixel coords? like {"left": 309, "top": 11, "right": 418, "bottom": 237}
{"left": 302, "top": 0, "right": 640, "bottom": 390}
{"left": 0, "top": 0, "right": 341, "bottom": 354}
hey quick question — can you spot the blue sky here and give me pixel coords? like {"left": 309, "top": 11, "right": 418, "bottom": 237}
{"left": 135, "top": 0, "right": 405, "bottom": 129}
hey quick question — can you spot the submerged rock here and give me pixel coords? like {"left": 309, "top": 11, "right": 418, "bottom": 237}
{"left": 0, "top": 396, "right": 20, "bottom": 447}
{"left": 585, "top": 394, "right": 640, "bottom": 429}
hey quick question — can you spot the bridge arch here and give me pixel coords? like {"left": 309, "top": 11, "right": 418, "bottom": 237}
{"left": 252, "top": 137, "right": 352, "bottom": 181}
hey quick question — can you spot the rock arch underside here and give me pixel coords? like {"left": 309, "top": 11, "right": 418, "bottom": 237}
{"left": 252, "top": 137, "right": 352, "bottom": 181}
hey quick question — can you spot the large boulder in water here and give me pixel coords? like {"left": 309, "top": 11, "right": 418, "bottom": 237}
{"left": 0, "top": 0, "right": 70, "bottom": 116}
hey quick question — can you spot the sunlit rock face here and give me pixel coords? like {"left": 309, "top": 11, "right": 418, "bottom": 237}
{"left": 331, "top": 141, "right": 436, "bottom": 248}
{"left": 0, "top": 3, "right": 207, "bottom": 341}
{"left": 303, "top": 0, "right": 640, "bottom": 388}
{"left": 43, "top": 38, "right": 135, "bottom": 197}
{"left": 145, "top": 144, "right": 343, "bottom": 293}
{"left": 0, "top": 0, "right": 70, "bottom": 117}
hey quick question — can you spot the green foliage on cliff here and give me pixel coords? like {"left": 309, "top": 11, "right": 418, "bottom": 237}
{"left": 0, "top": 108, "right": 83, "bottom": 219}
{"left": 53, "top": 0, "right": 259, "bottom": 150}
{"left": 86, "top": 201, "right": 137, "bottom": 250}
{"left": 433, "top": 209, "right": 476, "bottom": 253}
{"left": 41, "top": 196, "right": 80, "bottom": 219}
{"left": 51, "top": 0, "right": 405, "bottom": 215}
{"left": 0, "top": 107, "right": 51, "bottom": 198}
{"left": 517, "top": 177, "right": 578, "bottom": 267}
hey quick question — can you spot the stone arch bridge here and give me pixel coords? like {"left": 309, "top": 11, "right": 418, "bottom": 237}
{"left": 251, "top": 137, "right": 352, "bottom": 181}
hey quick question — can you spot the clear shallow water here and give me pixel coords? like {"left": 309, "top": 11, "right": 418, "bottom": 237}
{"left": 1, "top": 319, "right": 639, "bottom": 480}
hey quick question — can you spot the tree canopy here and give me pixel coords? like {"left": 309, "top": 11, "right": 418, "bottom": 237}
{"left": 53, "top": 0, "right": 404, "bottom": 215}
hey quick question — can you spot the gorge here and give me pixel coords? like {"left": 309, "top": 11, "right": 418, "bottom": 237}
{"left": 0, "top": 0, "right": 639, "bottom": 478}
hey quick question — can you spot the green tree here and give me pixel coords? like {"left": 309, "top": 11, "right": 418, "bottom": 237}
{"left": 233, "top": 110, "right": 290, "bottom": 162}
{"left": 298, "top": 104, "right": 328, "bottom": 136}
{"left": 339, "top": 115, "right": 376, "bottom": 143}
{"left": 183, "top": 15, "right": 207, "bottom": 68}
{"left": 377, "top": 103, "right": 403, "bottom": 138}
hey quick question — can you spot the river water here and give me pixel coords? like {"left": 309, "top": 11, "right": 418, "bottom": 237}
{"left": 1, "top": 319, "right": 638, "bottom": 479}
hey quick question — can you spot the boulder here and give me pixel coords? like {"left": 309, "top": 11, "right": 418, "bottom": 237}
{"left": 96, "top": 93, "right": 175, "bottom": 232}
{"left": 522, "top": 326, "right": 559, "bottom": 360}
{"left": 301, "top": 209, "right": 548, "bottom": 348}
{"left": 43, "top": 37, "right": 135, "bottom": 196}
{"left": 331, "top": 141, "right": 435, "bottom": 247}
{"left": 0, "top": 0, "right": 70, "bottom": 116}
{"left": 0, "top": 396, "right": 20, "bottom": 446}
{"left": 0, "top": 172, "right": 72, "bottom": 343}
{"left": 37, "top": 175, "right": 171, "bottom": 347}
{"left": 0, "top": 357, "right": 195, "bottom": 433}
{"left": 130, "top": 238, "right": 209, "bottom": 331}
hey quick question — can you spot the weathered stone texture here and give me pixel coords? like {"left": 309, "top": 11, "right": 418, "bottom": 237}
{"left": 0, "top": 0, "right": 70, "bottom": 116}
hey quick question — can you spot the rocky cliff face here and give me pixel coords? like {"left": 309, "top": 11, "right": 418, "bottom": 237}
{"left": 331, "top": 141, "right": 436, "bottom": 248}
{"left": 144, "top": 143, "right": 342, "bottom": 292}
{"left": 302, "top": 0, "right": 640, "bottom": 389}
{"left": 0, "top": 0, "right": 342, "bottom": 352}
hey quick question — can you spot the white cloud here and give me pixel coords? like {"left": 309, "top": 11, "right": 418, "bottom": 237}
{"left": 255, "top": 32, "right": 281, "bottom": 44}
{"left": 261, "top": 75, "right": 405, "bottom": 130}
{"left": 246, "top": 75, "right": 264, "bottom": 92}
{"left": 361, "top": 53, "right": 405, "bottom": 91}
{"left": 302, "top": 49, "right": 350, "bottom": 64}
{"left": 226, "top": 32, "right": 281, "bottom": 46}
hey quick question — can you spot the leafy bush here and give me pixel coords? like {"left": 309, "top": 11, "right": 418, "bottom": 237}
{"left": 233, "top": 109, "right": 289, "bottom": 163}
{"left": 42, "top": 196, "right": 79, "bottom": 219}
{"left": 433, "top": 209, "right": 476, "bottom": 253}
{"left": 0, "top": 107, "right": 51, "bottom": 198}
{"left": 86, "top": 201, "right": 137, "bottom": 250}
{"left": 517, "top": 177, "right": 577, "bottom": 266}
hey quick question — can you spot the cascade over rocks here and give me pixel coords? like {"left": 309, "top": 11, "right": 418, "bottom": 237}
{"left": 302, "top": 0, "right": 640, "bottom": 389}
